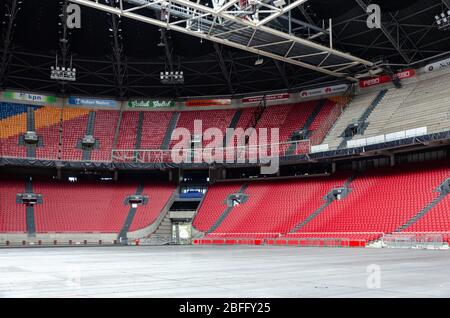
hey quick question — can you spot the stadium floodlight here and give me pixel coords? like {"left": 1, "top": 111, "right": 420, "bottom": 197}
{"left": 160, "top": 70, "right": 184, "bottom": 84}
{"left": 50, "top": 65, "right": 77, "bottom": 82}
{"left": 435, "top": 11, "right": 450, "bottom": 30}
{"left": 273, "top": 0, "right": 286, "bottom": 7}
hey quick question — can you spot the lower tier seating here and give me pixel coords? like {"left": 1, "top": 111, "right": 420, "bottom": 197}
{"left": 196, "top": 162, "right": 450, "bottom": 243}
{"left": 192, "top": 182, "right": 244, "bottom": 232}
{"left": 0, "top": 179, "right": 175, "bottom": 234}
{"left": 0, "top": 180, "right": 27, "bottom": 233}
{"left": 210, "top": 173, "right": 350, "bottom": 235}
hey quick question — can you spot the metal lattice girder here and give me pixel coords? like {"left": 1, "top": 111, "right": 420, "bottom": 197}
{"left": 108, "top": 0, "right": 128, "bottom": 97}
{"left": 213, "top": 42, "right": 234, "bottom": 94}
{"left": 69, "top": 0, "right": 373, "bottom": 80}
{"left": 444, "top": 0, "right": 450, "bottom": 9}
{"left": 0, "top": 0, "right": 21, "bottom": 88}
{"left": 355, "top": 0, "right": 412, "bottom": 64}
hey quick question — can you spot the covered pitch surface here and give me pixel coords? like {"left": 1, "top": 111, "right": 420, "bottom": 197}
{"left": 0, "top": 246, "right": 449, "bottom": 298}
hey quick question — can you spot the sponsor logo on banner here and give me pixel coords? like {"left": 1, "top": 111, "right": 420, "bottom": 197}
{"left": 185, "top": 99, "right": 231, "bottom": 107}
{"left": 68, "top": 97, "right": 118, "bottom": 108}
{"left": 300, "top": 84, "right": 349, "bottom": 98}
{"left": 3, "top": 91, "right": 57, "bottom": 104}
{"left": 424, "top": 57, "right": 450, "bottom": 73}
{"left": 242, "top": 93, "right": 290, "bottom": 104}
{"left": 128, "top": 100, "right": 175, "bottom": 108}
{"left": 359, "top": 69, "right": 415, "bottom": 88}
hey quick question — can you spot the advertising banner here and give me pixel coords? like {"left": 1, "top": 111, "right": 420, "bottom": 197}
{"left": 424, "top": 57, "right": 450, "bottom": 73}
{"left": 3, "top": 91, "right": 57, "bottom": 104}
{"left": 242, "top": 93, "right": 290, "bottom": 104}
{"left": 68, "top": 97, "right": 119, "bottom": 108}
{"left": 128, "top": 100, "right": 176, "bottom": 108}
{"left": 359, "top": 69, "right": 415, "bottom": 88}
{"left": 300, "top": 84, "right": 349, "bottom": 98}
{"left": 185, "top": 99, "right": 232, "bottom": 107}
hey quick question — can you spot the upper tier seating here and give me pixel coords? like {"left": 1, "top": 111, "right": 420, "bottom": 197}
{"left": 352, "top": 84, "right": 416, "bottom": 140}
{"left": 322, "top": 91, "right": 380, "bottom": 150}
{"left": 116, "top": 111, "right": 140, "bottom": 150}
{"left": 60, "top": 108, "right": 90, "bottom": 160}
{"left": 226, "top": 107, "right": 255, "bottom": 147}
{"left": 309, "top": 99, "right": 339, "bottom": 145}
{"left": 35, "top": 107, "right": 62, "bottom": 160}
{"left": 0, "top": 102, "right": 30, "bottom": 158}
{"left": 0, "top": 102, "right": 29, "bottom": 120}
{"left": 379, "top": 71, "right": 450, "bottom": 135}
{"left": 90, "top": 110, "right": 120, "bottom": 161}
{"left": 140, "top": 111, "right": 174, "bottom": 149}
{"left": 170, "top": 109, "right": 235, "bottom": 148}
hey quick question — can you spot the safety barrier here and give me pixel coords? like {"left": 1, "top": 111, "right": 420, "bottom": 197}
{"left": 0, "top": 239, "right": 118, "bottom": 247}
{"left": 193, "top": 237, "right": 366, "bottom": 248}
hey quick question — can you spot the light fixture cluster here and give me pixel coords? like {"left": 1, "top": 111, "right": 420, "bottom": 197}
{"left": 50, "top": 66, "right": 76, "bottom": 82}
{"left": 160, "top": 71, "right": 184, "bottom": 84}
{"left": 435, "top": 11, "right": 450, "bottom": 30}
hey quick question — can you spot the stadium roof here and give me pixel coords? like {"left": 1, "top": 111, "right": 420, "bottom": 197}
{"left": 0, "top": 0, "right": 449, "bottom": 98}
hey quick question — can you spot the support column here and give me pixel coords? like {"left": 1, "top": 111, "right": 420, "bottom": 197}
{"left": 390, "top": 154, "right": 395, "bottom": 167}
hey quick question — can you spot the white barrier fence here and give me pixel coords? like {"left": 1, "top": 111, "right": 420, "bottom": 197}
{"left": 347, "top": 127, "right": 428, "bottom": 149}
{"left": 112, "top": 140, "right": 311, "bottom": 164}
{"left": 382, "top": 232, "right": 448, "bottom": 249}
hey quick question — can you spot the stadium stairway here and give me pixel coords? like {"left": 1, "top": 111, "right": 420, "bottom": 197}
{"left": 285, "top": 100, "right": 326, "bottom": 155}
{"left": 112, "top": 109, "right": 123, "bottom": 150}
{"left": 117, "top": 183, "right": 145, "bottom": 243}
{"left": 358, "top": 89, "right": 388, "bottom": 135}
{"left": 229, "top": 109, "right": 242, "bottom": 130}
{"left": 24, "top": 177, "right": 36, "bottom": 237}
{"left": 223, "top": 109, "right": 242, "bottom": 146}
{"left": 145, "top": 212, "right": 172, "bottom": 245}
{"left": 337, "top": 89, "right": 388, "bottom": 149}
{"left": 289, "top": 174, "right": 356, "bottom": 233}
{"left": 206, "top": 183, "right": 248, "bottom": 234}
{"left": 82, "top": 111, "right": 96, "bottom": 161}
{"left": 134, "top": 112, "right": 144, "bottom": 160}
{"left": 161, "top": 112, "right": 180, "bottom": 149}
{"left": 395, "top": 179, "right": 450, "bottom": 232}
{"left": 302, "top": 100, "right": 327, "bottom": 132}
{"left": 26, "top": 106, "right": 36, "bottom": 158}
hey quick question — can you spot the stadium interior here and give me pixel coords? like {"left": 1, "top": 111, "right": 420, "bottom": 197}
{"left": 1, "top": 0, "right": 450, "bottom": 298}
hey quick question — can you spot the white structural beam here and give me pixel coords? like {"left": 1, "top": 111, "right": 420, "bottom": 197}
{"left": 256, "top": 0, "right": 309, "bottom": 27}
{"left": 69, "top": 0, "right": 373, "bottom": 80}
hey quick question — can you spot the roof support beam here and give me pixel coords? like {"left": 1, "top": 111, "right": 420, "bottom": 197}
{"left": 355, "top": 0, "right": 411, "bottom": 63}
{"left": 443, "top": 0, "right": 450, "bottom": 9}
{"left": 69, "top": 0, "right": 372, "bottom": 81}
{"left": 213, "top": 43, "right": 234, "bottom": 94}
{"left": 256, "top": 0, "right": 309, "bottom": 27}
{"left": 58, "top": 0, "right": 72, "bottom": 94}
{"left": 108, "top": 0, "right": 128, "bottom": 97}
{"left": 0, "top": 0, "right": 21, "bottom": 88}
{"left": 161, "top": 28, "right": 181, "bottom": 96}
{"left": 274, "top": 60, "right": 290, "bottom": 88}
